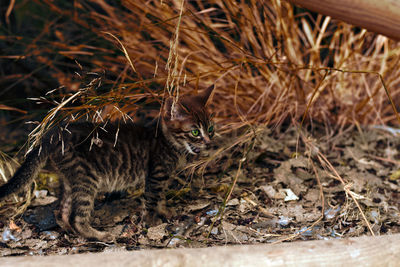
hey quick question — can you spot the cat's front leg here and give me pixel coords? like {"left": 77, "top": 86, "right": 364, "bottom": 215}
{"left": 144, "top": 172, "right": 175, "bottom": 225}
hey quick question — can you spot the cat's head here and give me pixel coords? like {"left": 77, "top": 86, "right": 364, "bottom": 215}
{"left": 162, "top": 85, "right": 215, "bottom": 155}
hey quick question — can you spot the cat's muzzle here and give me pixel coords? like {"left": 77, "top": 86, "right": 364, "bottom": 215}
{"left": 188, "top": 143, "right": 201, "bottom": 154}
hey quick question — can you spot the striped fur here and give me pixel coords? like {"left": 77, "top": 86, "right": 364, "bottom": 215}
{"left": 0, "top": 85, "right": 215, "bottom": 241}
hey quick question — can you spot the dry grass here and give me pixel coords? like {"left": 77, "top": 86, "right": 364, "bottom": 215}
{"left": 2, "top": 0, "right": 400, "bottom": 133}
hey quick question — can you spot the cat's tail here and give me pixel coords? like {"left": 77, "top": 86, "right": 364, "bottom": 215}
{"left": 0, "top": 142, "right": 53, "bottom": 201}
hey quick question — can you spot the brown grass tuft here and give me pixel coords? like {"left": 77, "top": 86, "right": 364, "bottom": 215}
{"left": 2, "top": 1, "right": 400, "bottom": 133}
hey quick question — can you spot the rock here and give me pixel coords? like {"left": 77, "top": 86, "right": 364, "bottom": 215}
{"left": 147, "top": 223, "right": 168, "bottom": 241}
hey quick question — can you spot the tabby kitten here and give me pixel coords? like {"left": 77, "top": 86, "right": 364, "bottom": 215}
{"left": 0, "top": 85, "right": 215, "bottom": 241}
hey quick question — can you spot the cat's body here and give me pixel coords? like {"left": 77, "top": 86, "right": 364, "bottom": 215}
{"left": 0, "top": 85, "right": 215, "bottom": 241}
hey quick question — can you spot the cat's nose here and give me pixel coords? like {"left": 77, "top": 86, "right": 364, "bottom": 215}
{"left": 202, "top": 136, "right": 211, "bottom": 148}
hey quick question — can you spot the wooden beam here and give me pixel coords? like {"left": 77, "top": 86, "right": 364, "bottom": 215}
{"left": 2, "top": 234, "right": 400, "bottom": 266}
{"left": 287, "top": 0, "right": 400, "bottom": 40}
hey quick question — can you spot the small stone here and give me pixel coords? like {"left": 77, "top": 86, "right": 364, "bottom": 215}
{"left": 34, "top": 190, "right": 48, "bottom": 199}
{"left": 210, "top": 227, "right": 218, "bottom": 235}
{"left": 260, "top": 185, "right": 277, "bottom": 199}
{"left": 206, "top": 209, "right": 218, "bottom": 216}
{"left": 280, "top": 188, "right": 299, "bottom": 201}
{"left": 147, "top": 223, "right": 168, "bottom": 241}
{"left": 42, "top": 231, "right": 59, "bottom": 240}
{"left": 226, "top": 198, "right": 239, "bottom": 206}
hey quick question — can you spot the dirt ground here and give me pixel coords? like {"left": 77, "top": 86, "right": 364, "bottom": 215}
{"left": 0, "top": 124, "right": 399, "bottom": 256}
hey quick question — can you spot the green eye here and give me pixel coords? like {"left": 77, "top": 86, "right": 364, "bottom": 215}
{"left": 191, "top": 129, "right": 200, "bottom": 137}
{"left": 208, "top": 125, "right": 214, "bottom": 133}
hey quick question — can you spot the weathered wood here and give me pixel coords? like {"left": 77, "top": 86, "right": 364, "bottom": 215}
{"left": 2, "top": 234, "right": 400, "bottom": 266}
{"left": 288, "top": 0, "right": 400, "bottom": 40}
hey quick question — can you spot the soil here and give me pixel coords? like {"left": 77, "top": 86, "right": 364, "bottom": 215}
{"left": 0, "top": 124, "right": 399, "bottom": 256}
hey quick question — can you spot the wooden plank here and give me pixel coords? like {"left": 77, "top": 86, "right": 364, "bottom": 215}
{"left": 288, "top": 0, "right": 400, "bottom": 40}
{"left": 2, "top": 234, "right": 400, "bottom": 266}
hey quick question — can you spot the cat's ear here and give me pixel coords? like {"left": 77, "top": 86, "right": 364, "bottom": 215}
{"left": 197, "top": 84, "right": 214, "bottom": 106}
{"left": 163, "top": 98, "right": 188, "bottom": 121}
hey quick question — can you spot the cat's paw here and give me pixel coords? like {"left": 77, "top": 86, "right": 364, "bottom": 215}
{"left": 101, "top": 233, "right": 116, "bottom": 243}
{"left": 74, "top": 225, "right": 116, "bottom": 243}
{"left": 86, "top": 232, "right": 116, "bottom": 243}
